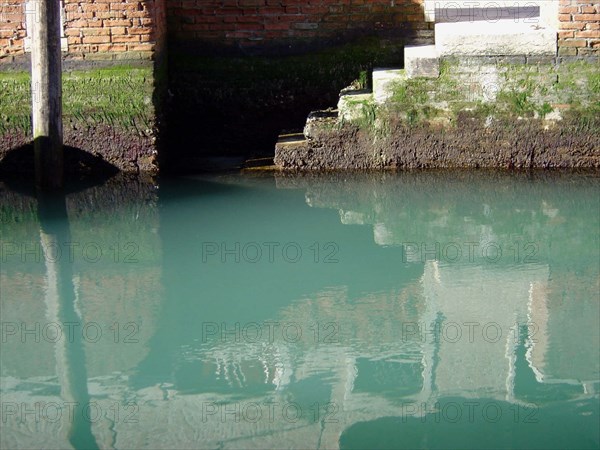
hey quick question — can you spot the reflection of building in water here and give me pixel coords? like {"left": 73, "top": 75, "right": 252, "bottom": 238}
{"left": 1, "top": 173, "right": 598, "bottom": 449}
{"left": 104, "top": 260, "right": 593, "bottom": 449}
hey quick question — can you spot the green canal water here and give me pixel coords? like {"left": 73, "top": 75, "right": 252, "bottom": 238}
{"left": 0, "top": 171, "right": 599, "bottom": 449}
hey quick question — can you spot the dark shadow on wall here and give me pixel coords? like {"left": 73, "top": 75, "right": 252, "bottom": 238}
{"left": 163, "top": 27, "right": 432, "bottom": 171}
{"left": 164, "top": 38, "right": 402, "bottom": 168}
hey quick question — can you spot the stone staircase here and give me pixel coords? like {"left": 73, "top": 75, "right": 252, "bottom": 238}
{"left": 361, "top": 1, "right": 558, "bottom": 99}
{"left": 274, "top": 1, "right": 559, "bottom": 166}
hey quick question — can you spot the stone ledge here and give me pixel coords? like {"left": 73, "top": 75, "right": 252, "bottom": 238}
{"left": 275, "top": 120, "right": 600, "bottom": 170}
{"left": 436, "top": 20, "right": 557, "bottom": 56}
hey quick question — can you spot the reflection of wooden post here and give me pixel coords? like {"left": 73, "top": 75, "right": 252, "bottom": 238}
{"left": 31, "top": 0, "right": 63, "bottom": 189}
{"left": 38, "top": 193, "right": 99, "bottom": 450}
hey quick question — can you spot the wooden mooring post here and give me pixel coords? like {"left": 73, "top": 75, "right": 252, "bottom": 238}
{"left": 31, "top": 0, "right": 63, "bottom": 189}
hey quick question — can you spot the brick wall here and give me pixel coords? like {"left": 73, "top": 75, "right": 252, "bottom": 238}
{"left": 0, "top": 0, "right": 166, "bottom": 61}
{"left": 4, "top": 1, "right": 600, "bottom": 61}
{"left": 558, "top": 0, "right": 599, "bottom": 56}
{"left": 166, "top": 0, "right": 432, "bottom": 50}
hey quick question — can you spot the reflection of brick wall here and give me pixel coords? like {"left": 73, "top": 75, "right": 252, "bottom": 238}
{"left": 0, "top": 0, "right": 166, "bottom": 61}
{"left": 166, "top": 0, "right": 431, "bottom": 49}
{"left": 558, "top": 0, "right": 599, "bottom": 56}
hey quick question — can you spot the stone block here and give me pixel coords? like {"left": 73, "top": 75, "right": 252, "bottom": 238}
{"left": 337, "top": 92, "right": 375, "bottom": 122}
{"left": 372, "top": 68, "right": 406, "bottom": 105}
{"left": 404, "top": 45, "right": 440, "bottom": 78}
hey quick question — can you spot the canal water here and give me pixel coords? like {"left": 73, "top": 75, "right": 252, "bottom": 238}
{"left": 1, "top": 171, "right": 598, "bottom": 449}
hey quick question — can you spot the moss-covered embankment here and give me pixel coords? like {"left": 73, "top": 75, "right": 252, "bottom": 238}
{"left": 276, "top": 59, "right": 600, "bottom": 169}
{"left": 0, "top": 63, "right": 160, "bottom": 176}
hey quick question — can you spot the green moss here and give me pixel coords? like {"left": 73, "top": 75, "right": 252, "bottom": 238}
{"left": 384, "top": 77, "right": 438, "bottom": 126}
{"left": 536, "top": 102, "right": 553, "bottom": 119}
{"left": 339, "top": 58, "right": 600, "bottom": 134}
{"left": 497, "top": 90, "right": 535, "bottom": 117}
{"left": 438, "top": 59, "right": 453, "bottom": 78}
{"left": 0, "top": 66, "right": 154, "bottom": 137}
{"left": 355, "top": 102, "right": 377, "bottom": 129}
{"left": 588, "top": 72, "right": 600, "bottom": 95}
{"left": 565, "top": 101, "right": 600, "bottom": 132}
{"left": 341, "top": 97, "right": 378, "bottom": 129}
{"left": 358, "top": 70, "right": 369, "bottom": 90}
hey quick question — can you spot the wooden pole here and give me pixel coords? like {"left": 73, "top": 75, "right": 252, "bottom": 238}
{"left": 31, "top": 0, "right": 63, "bottom": 189}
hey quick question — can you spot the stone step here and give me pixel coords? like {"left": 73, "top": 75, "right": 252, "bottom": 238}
{"left": 435, "top": 19, "right": 557, "bottom": 56}
{"left": 404, "top": 45, "right": 440, "bottom": 79}
{"left": 372, "top": 69, "right": 406, "bottom": 105}
{"left": 274, "top": 133, "right": 309, "bottom": 169}
{"left": 337, "top": 91, "right": 374, "bottom": 122}
{"left": 277, "top": 133, "right": 306, "bottom": 144}
{"left": 304, "top": 110, "right": 337, "bottom": 139}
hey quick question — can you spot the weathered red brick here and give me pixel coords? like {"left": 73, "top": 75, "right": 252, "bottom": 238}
{"left": 82, "top": 35, "right": 111, "bottom": 43}
{"left": 576, "top": 29, "right": 600, "bottom": 38}
{"left": 574, "top": 13, "right": 600, "bottom": 21}
{"left": 560, "top": 21, "right": 587, "bottom": 30}
{"left": 83, "top": 27, "right": 111, "bottom": 36}
{"left": 560, "top": 38, "right": 588, "bottom": 46}
{"left": 126, "top": 43, "right": 153, "bottom": 51}
{"left": 559, "top": 6, "right": 578, "bottom": 13}
{"left": 111, "top": 34, "right": 140, "bottom": 42}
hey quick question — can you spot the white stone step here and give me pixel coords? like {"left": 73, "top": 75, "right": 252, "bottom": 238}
{"left": 404, "top": 45, "right": 440, "bottom": 79}
{"left": 372, "top": 69, "right": 407, "bottom": 105}
{"left": 435, "top": 19, "right": 557, "bottom": 56}
{"left": 337, "top": 92, "right": 374, "bottom": 122}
